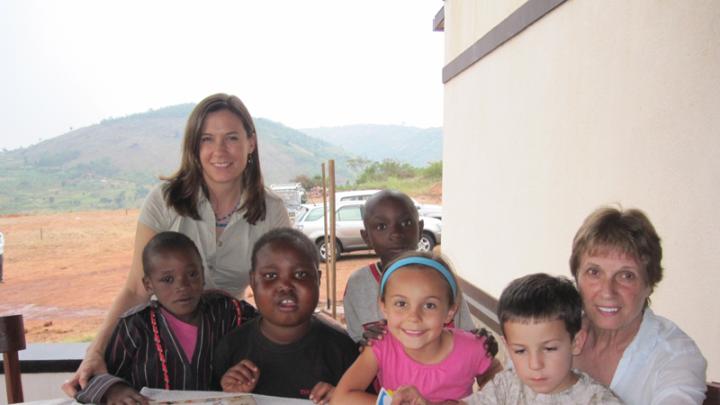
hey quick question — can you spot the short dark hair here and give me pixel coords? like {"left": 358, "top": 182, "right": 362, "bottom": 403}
{"left": 498, "top": 273, "right": 582, "bottom": 338}
{"left": 251, "top": 227, "right": 319, "bottom": 272}
{"left": 569, "top": 207, "right": 662, "bottom": 302}
{"left": 361, "top": 189, "right": 418, "bottom": 226}
{"left": 142, "top": 231, "right": 202, "bottom": 276}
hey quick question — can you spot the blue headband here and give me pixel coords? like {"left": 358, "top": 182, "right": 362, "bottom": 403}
{"left": 380, "top": 256, "right": 457, "bottom": 297}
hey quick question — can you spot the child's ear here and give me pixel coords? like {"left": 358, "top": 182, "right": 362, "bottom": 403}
{"left": 249, "top": 270, "right": 258, "bottom": 292}
{"left": 360, "top": 229, "right": 372, "bottom": 247}
{"left": 444, "top": 302, "right": 459, "bottom": 324}
{"left": 317, "top": 270, "right": 322, "bottom": 286}
{"left": 142, "top": 276, "right": 154, "bottom": 295}
{"left": 378, "top": 297, "right": 388, "bottom": 318}
{"left": 418, "top": 218, "right": 424, "bottom": 235}
{"left": 571, "top": 329, "right": 587, "bottom": 356}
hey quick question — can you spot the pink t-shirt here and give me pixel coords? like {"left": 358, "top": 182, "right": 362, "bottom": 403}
{"left": 160, "top": 307, "right": 198, "bottom": 362}
{"left": 372, "top": 328, "right": 492, "bottom": 402}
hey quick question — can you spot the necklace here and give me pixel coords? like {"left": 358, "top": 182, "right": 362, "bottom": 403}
{"left": 214, "top": 200, "right": 242, "bottom": 228}
{"left": 149, "top": 300, "right": 243, "bottom": 390}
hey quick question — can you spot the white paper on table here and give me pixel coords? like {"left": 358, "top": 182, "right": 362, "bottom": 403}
{"left": 139, "top": 388, "right": 256, "bottom": 405}
{"left": 139, "top": 388, "right": 312, "bottom": 405}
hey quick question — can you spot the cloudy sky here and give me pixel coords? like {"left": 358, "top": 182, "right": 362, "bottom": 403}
{"left": 0, "top": 0, "right": 445, "bottom": 151}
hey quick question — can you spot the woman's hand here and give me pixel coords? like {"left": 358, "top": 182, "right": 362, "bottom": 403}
{"left": 61, "top": 350, "right": 108, "bottom": 397}
{"left": 309, "top": 381, "right": 334, "bottom": 404}
{"left": 62, "top": 222, "right": 155, "bottom": 398}
{"left": 221, "top": 359, "right": 260, "bottom": 393}
{"left": 104, "top": 383, "right": 149, "bottom": 405}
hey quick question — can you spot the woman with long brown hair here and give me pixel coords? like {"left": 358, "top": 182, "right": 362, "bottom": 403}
{"left": 63, "top": 93, "right": 290, "bottom": 396}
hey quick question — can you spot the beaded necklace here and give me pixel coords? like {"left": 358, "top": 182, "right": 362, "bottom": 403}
{"left": 149, "top": 300, "right": 243, "bottom": 390}
{"left": 214, "top": 200, "right": 242, "bottom": 228}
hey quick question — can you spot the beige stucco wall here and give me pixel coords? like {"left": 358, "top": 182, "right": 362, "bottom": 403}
{"left": 443, "top": 0, "right": 525, "bottom": 62}
{"left": 442, "top": 0, "right": 720, "bottom": 380}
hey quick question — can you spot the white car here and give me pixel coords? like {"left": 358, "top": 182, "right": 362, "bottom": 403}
{"left": 334, "top": 189, "right": 442, "bottom": 220}
{"left": 293, "top": 201, "right": 441, "bottom": 261}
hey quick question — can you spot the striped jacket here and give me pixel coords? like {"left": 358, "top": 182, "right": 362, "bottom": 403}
{"left": 76, "top": 291, "right": 256, "bottom": 403}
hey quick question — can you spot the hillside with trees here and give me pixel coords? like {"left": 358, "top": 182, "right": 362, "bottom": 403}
{"left": 0, "top": 105, "right": 443, "bottom": 214}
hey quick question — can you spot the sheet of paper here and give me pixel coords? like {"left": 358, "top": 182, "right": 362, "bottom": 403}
{"left": 139, "top": 388, "right": 256, "bottom": 405}
{"left": 139, "top": 388, "right": 312, "bottom": 405}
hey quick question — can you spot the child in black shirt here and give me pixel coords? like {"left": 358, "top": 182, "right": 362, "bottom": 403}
{"left": 214, "top": 228, "right": 358, "bottom": 404}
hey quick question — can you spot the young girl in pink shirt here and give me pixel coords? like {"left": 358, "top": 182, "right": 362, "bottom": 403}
{"left": 332, "top": 252, "right": 498, "bottom": 404}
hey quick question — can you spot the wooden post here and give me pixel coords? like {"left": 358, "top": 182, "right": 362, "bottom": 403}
{"left": 321, "top": 163, "right": 330, "bottom": 310}
{"left": 0, "top": 314, "right": 26, "bottom": 404}
{"left": 328, "top": 160, "right": 337, "bottom": 319}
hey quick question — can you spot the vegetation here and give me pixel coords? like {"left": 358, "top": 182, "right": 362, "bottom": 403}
{"left": 0, "top": 104, "right": 443, "bottom": 215}
{"left": 341, "top": 159, "right": 442, "bottom": 195}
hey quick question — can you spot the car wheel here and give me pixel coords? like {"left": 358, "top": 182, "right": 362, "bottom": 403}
{"left": 317, "top": 238, "right": 342, "bottom": 261}
{"left": 417, "top": 232, "right": 436, "bottom": 252}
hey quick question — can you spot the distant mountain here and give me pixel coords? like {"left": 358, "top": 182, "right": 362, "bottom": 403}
{"left": 0, "top": 105, "right": 353, "bottom": 214}
{"left": 5, "top": 104, "right": 353, "bottom": 183}
{"left": 0, "top": 105, "right": 442, "bottom": 214}
{"left": 301, "top": 125, "right": 442, "bottom": 167}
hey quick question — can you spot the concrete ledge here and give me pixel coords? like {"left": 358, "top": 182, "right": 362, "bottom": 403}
{"left": 0, "top": 343, "right": 87, "bottom": 373}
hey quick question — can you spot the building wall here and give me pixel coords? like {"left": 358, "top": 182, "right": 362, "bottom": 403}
{"left": 443, "top": 0, "right": 525, "bottom": 61}
{"left": 442, "top": 0, "right": 720, "bottom": 379}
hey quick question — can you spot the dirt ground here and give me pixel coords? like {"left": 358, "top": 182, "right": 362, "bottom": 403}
{"left": 0, "top": 188, "right": 441, "bottom": 343}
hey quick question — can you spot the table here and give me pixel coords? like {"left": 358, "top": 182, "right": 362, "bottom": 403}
{"left": 18, "top": 388, "right": 313, "bottom": 405}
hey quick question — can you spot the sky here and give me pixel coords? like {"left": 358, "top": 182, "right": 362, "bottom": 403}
{"left": 0, "top": 0, "right": 446, "bottom": 151}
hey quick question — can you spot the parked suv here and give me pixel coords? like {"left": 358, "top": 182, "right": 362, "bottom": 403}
{"left": 293, "top": 201, "right": 441, "bottom": 261}
{"left": 335, "top": 189, "right": 442, "bottom": 220}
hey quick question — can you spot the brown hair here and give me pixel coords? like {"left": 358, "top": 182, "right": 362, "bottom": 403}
{"left": 569, "top": 206, "right": 663, "bottom": 298}
{"left": 161, "top": 93, "right": 266, "bottom": 224}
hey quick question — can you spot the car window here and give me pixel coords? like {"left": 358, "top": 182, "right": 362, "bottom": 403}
{"left": 337, "top": 206, "right": 362, "bottom": 221}
{"left": 304, "top": 207, "right": 324, "bottom": 222}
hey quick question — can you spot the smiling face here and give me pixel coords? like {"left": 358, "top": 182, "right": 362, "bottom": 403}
{"left": 250, "top": 240, "right": 320, "bottom": 342}
{"left": 504, "top": 319, "right": 584, "bottom": 395}
{"left": 143, "top": 250, "right": 204, "bottom": 324}
{"left": 576, "top": 248, "right": 651, "bottom": 333}
{"left": 198, "top": 109, "right": 256, "bottom": 189}
{"left": 379, "top": 266, "right": 457, "bottom": 359}
{"left": 361, "top": 195, "right": 423, "bottom": 266}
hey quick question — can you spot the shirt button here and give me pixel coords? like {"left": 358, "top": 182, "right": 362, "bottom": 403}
{"left": 218, "top": 241, "right": 223, "bottom": 247}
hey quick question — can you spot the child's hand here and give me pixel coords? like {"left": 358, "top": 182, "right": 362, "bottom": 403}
{"left": 471, "top": 327, "right": 498, "bottom": 357}
{"left": 104, "top": 383, "right": 149, "bottom": 405}
{"left": 360, "top": 320, "right": 388, "bottom": 349}
{"left": 476, "top": 358, "right": 503, "bottom": 389}
{"left": 221, "top": 359, "right": 260, "bottom": 393}
{"left": 309, "top": 381, "right": 334, "bottom": 404}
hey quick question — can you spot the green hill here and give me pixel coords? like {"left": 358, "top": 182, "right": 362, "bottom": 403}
{"left": 0, "top": 105, "right": 354, "bottom": 214}
{"left": 0, "top": 105, "right": 443, "bottom": 215}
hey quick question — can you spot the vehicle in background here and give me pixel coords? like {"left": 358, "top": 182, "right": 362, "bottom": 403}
{"left": 334, "top": 189, "right": 442, "bottom": 220}
{"left": 294, "top": 201, "right": 441, "bottom": 261}
{"left": 270, "top": 183, "right": 307, "bottom": 221}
